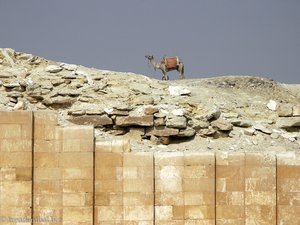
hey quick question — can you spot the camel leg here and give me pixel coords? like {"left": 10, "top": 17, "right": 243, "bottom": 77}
{"left": 178, "top": 64, "right": 184, "bottom": 79}
{"left": 162, "top": 70, "right": 168, "bottom": 80}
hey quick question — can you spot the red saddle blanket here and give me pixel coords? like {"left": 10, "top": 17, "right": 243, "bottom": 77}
{"left": 164, "top": 57, "right": 179, "bottom": 69}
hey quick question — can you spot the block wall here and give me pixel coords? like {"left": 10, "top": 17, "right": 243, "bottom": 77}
{"left": 0, "top": 111, "right": 33, "bottom": 225}
{"left": 0, "top": 111, "right": 300, "bottom": 224}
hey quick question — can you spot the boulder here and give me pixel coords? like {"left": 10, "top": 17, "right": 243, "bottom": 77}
{"left": 277, "top": 117, "right": 300, "bottom": 128}
{"left": 277, "top": 104, "right": 293, "bottom": 117}
{"left": 177, "top": 127, "right": 196, "bottom": 137}
{"left": 45, "top": 65, "right": 63, "bottom": 73}
{"left": 166, "top": 116, "right": 187, "bottom": 129}
{"left": 293, "top": 105, "right": 300, "bottom": 117}
{"left": 211, "top": 119, "right": 233, "bottom": 131}
{"left": 115, "top": 115, "right": 154, "bottom": 127}
{"left": 230, "top": 119, "right": 253, "bottom": 127}
{"left": 267, "top": 100, "right": 277, "bottom": 111}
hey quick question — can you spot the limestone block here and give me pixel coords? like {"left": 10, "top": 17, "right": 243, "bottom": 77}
{"left": 34, "top": 139, "right": 61, "bottom": 152}
{"left": 185, "top": 205, "right": 215, "bottom": 220}
{"left": 34, "top": 194, "right": 62, "bottom": 207}
{"left": 96, "top": 206, "right": 123, "bottom": 221}
{"left": 62, "top": 126, "right": 94, "bottom": 140}
{"left": 95, "top": 180, "right": 123, "bottom": 193}
{"left": 95, "top": 152, "right": 123, "bottom": 166}
{"left": 185, "top": 192, "right": 215, "bottom": 206}
{"left": 34, "top": 152, "right": 60, "bottom": 168}
{"left": 156, "top": 178, "right": 183, "bottom": 193}
{"left": 123, "top": 179, "right": 153, "bottom": 193}
{"left": 0, "top": 139, "right": 32, "bottom": 152}
{"left": 155, "top": 206, "right": 173, "bottom": 220}
{"left": 166, "top": 116, "right": 187, "bottom": 129}
{"left": 34, "top": 180, "right": 61, "bottom": 194}
{"left": 63, "top": 167, "right": 94, "bottom": 180}
{"left": 63, "top": 180, "right": 93, "bottom": 193}
{"left": 183, "top": 178, "right": 214, "bottom": 192}
{"left": 15, "top": 167, "right": 32, "bottom": 181}
{"left": 0, "top": 111, "right": 32, "bottom": 124}
{"left": 216, "top": 205, "right": 244, "bottom": 219}
{"left": 123, "top": 193, "right": 154, "bottom": 206}
{"left": 216, "top": 152, "right": 245, "bottom": 166}
{"left": 0, "top": 193, "right": 32, "bottom": 206}
{"left": 63, "top": 193, "right": 92, "bottom": 207}
{"left": 1, "top": 181, "right": 31, "bottom": 194}
{"left": 34, "top": 124, "right": 61, "bottom": 140}
{"left": 155, "top": 192, "right": 184, "bottom": 205}
{"left": 123, "top": 152, "right": 153, "bottom": 167}
{"left": 147, "top": 126, "right": 179, "bottom": 137}
{"left": 116, "top": 115, "right": 154, "bottom": 127}
{"left": 95, "top": 193, "right": 123, "bottom": 206}
{"left": 67, "top": 115, "right": 113, "bottom": 126}
{"left": 96, "top": 166, "right": 122, "bottom": 180}
{"left": 95, "top": 140, "right": 112, "bottom": 152}
{"left": 246, "top": 205, "right": 276, "bottom": 225}
{"left": 123, "top": 205, "right": 153, "bottom": 220}
{"left": 63, "top": 206, "right": 93, "bottom": 222}
{"left": 0, "top": 152, "right": 31, "bottom": 167}
{"left": 278, "top": 205, "right": 300, "bottom": 225}
{"left": 184, "top": 152, "right": 215, "bottom": 166}
{"left": 0, "top": 124, "right": 22, "bottom": 139}
{"left": 216, "top": 192, "right": 244, "bottom": 206}
{"left": 155, "top": 152, "right": 184, "bottom": 166}
{"left": 34, "top": 168, "right": 62, "bottom": 181}
{"left": 62, "top": 152, "right": 93, "bottom": 168}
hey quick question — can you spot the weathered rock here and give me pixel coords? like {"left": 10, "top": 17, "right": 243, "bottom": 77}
{"left": 177, "top": 127, "right": 196, "bottom": 137}
{"left": 199, "top": 127, "right": 216, "bottom": 136}
{"left": 13, "top": 100, "right": 25, "bottom": 110}
{"left": 115, "top": 115, "right": 153, "bottom": 127}
{"left": 68, "top": 110, "right": 86, "bottom": 116}
{"left": 43, "top": 96, "right": 75, "bottom": 107}
{"left": 211, "top": 119, "right": 233, "bottom": 131}
{"left": 144, "top": 106, "right": 159, "bottom": 115}
{"left": 130, "top": 83, "right": 152, "bottom": 94}
{"left": 166, "top": 116, "right": 187, "bottom": 129}
{"left": 243, "top": 127, "right": 256, "bottom": 136}
{"left": 169, "top": 86, "right": 191, "bottom": 96}
{"left": 277, "top": 117, "right": 300, "bottom": 128}
{"left": 171, "top": 108, "right": 185, "bottom": 116}
{"left": 3, "top": 83, "right": 20, "bottom": 88}
{"left": 154, "top": 117, "right": 165, "bottom": 126}
{"left": 104, "top": 108, "right": 129, "bottom": 116}
{"left": 68, "top": 115, "right": 113, "bottom": 126}
{"left": 60, "top": 63, "right": 78, "bottom": 71}
{"left": 58, "top": 90, "right": 80, "bottom": 97}
{"left": 293, "top": 105, "right": 300, "bottom": 116}
{"left": 132, "top": 95, "right": 154, "bottom": 105}
{"left": 277, "top": 104, "right": 293, "bottom": 117}
{"left": 230, "top": 119, "right": 253, "bottom": 127}
{"left": 253, "top": 124, "right": 272, "bottom": 134}
{"left": 146, "top": 126, "right": 179, "bottom": 137}
{"left": 267, "top": 100, "right": 277, "bottom": 111}
{"left": 45, "top": 65, "right": 62, "bottom": 73}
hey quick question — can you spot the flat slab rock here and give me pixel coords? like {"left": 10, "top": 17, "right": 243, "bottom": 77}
{"left": 115, "top": 115, "right": 154, "bottom": 127}
{"left": 277, "top": 117, "right": 300, "bottom": 128}
{"left": 68, "top": 115, "right": 113, "bottom": 126}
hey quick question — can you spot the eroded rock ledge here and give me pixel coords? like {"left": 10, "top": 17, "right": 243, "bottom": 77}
{"left": 1, "top": 48, "right": 300, "bottom": 151}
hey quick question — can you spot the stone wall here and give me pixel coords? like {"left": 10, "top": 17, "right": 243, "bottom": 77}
{"left": 0, "top": 111, "right": 299, "bottom": 224}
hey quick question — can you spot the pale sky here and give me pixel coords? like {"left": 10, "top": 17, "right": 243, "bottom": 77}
{"left": 1, "top": 0, "right": 299, "bottom": 83}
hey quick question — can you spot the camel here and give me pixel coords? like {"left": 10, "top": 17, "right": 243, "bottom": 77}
{"left": 145, "top": 55, "right": 184, "bottom": 80}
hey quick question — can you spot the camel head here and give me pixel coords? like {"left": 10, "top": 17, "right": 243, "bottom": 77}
{"left": 145, "top": 55, "right": 154, "bottom": 60}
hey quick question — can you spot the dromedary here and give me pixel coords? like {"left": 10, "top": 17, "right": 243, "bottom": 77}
{"left": 145, "top": 55, "right": 184, "bottom": 80}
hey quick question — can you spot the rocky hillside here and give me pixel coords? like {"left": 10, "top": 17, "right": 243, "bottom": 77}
{"left": 1, "top": 48, "right": 300, "bottom": 152}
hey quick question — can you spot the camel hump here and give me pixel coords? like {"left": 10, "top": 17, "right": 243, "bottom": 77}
{"left": 164, "top": 56, "right": 179, "bottom": 69}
